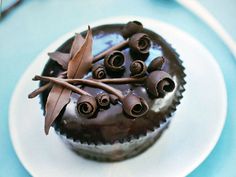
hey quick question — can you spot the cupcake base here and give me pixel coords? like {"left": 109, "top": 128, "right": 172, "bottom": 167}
{"left": 59, "top": 119, "right": 170, "bottom": 161}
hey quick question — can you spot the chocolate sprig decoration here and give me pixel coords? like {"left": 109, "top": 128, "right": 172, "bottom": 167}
{"left": 77, "top": 95, "right": 97, "bottom": 118}
{"left": 29, "top": 76, "right": 146, "bottom": 99}
{"left": 147, "top": 56, "right": 165, "bottom": 73}
{"left": 96, "top": 93, "right": 110, "bottom": 107}
{"left": 33, "top": 75, "right": 149, "bottom": 118}
{"left": 30, "top": 33, "right": 86, "bottom": 98}
{"left": 43, "top": 27, "right": 93, "bottom": 135}
{"left": 130, "top": 60, "right": 147, "bottom": 78}
{"left": 122, "top": 21, "right": 143, "bottom": 39}
{"left": 104, "top": 51, "right": 125, "bottom": 73}
{"left": 146, "top": 71, "right": 175, "bottom": 98}
{"left": 93, "top": 33, "right": 151, "bottom": 63}
{"left": 33, "top": 76, "right": 90, "bottom": 96}
{"left": 92, "top": 64, "right": 106, "bottom": 79}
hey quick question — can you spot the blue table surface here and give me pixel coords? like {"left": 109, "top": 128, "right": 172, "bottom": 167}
{"left": 1, "top": 0, "right": 236, "bottom": 176}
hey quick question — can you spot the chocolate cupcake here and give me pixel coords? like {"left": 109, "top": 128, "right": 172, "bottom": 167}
{"left": 29, "top": 21, "right": 186, "bottom": 161}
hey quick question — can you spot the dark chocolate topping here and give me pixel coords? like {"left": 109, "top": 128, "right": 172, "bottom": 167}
{"left": 36, "top": 23, "right": 185, "bottom": 143}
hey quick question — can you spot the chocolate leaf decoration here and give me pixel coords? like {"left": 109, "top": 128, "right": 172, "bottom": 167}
{"left": 44, "top": 27, "right": 93, "bottom": 134}
{"left": 44, "top": 85, "right": 71, "bottom": 134}
{"left": 48, "top": 52, "right": 71, "bottom": 70}
{"left": 67, "top": 27, "right": 93, "bottom": 79}
{"left": 70, "top": 33, "right": 85, "bottom": 56}
{"left": 48, "top": 33, "right": 85, "bottom": 70}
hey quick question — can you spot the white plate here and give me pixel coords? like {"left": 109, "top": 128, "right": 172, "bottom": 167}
{"left": 9, "top": 17, "right": 227, "bottom": 177}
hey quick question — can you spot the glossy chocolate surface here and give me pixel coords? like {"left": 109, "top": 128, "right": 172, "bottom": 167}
{"left": 40, "top": 24, "right": 186, "bottom": 144}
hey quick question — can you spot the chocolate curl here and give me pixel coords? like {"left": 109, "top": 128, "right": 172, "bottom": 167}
{"left": 96, "top": 93, "right": 110, "bottom": 107}
{"left": 122, "top": 93, "right": 149, "bottom": 118}
{"left": 104, "top": 50, "right": 125, "bottom": 72}
{"left": 122, "top": 21, "right": 143, "bottom": 39}
{"left": 77, "top": 95, "right": 97, "bottom": 118}
{"left": 146, "top": 71, "right": 175, "bottom": 98}
{"left": 130, "top": 60, "right": 147, "bottom": 78}
{"left": 92, "top": 64, "right": 106, "bottom": 79}
{"left": 129, "top": 33, "right": 151, "bottom": 55}
{"left": 147, "top": 56, "right": 165, "bottom": 73}
{"left": 109, "top": 94, "right": 119, "bottom": 104}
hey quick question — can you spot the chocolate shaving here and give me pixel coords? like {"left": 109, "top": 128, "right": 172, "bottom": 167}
{"left": 96, "top": 93, "right": 110, "bottom": 107}
{"left": 43, "top": 27, "right": 93, "bottom": 134}
{"left": 77, "top": 95, "right": 97, "bottom": 118}
{"left": 129, "top": 33, "right": 151, "bottom": 55}
{"left": 146, "top": 71, "right": 175, "bottom": 98}
{"left": 147, "top": 56, "right": 165, "bottom": 73}
{"left": 92, "top": 64, "right": 106, "bottom": 79}
{"left": 130, "top": 60, "right": 147, "bottom": 78}
{"left": 122, "top": 93, "right": 149, "bottom": 118}
{"left": 104, "top": 50, "right": 125, "bottom": 73}
{"left": 122, "top": 21, "right": 143, "bottom": 39}
{"left": 67, "top": 27, "right": 93, "bottom": 79}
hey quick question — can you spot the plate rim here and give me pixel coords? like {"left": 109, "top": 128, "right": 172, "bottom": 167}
{"left": 9, "top": 16, "right": 228, "bottom": 177}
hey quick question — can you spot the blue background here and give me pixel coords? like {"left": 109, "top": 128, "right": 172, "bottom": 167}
{"left": 1, "top": 0, "right": 236, "bottom": 176}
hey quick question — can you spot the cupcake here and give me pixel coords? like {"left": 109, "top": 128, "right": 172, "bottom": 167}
{"left": 28, "top": 21, "right": 186, "bottom": 161}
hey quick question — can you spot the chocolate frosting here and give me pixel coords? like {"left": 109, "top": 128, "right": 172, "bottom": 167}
{"left": 39, "top": 24, "right": 186, "bottom": 144}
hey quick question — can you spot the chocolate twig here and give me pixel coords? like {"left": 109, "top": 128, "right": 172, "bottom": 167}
{"left": 95, "top": 77, "right": 146, "bottom": 84}
{"left": 33, "top": 76, "right": 91, "bottom": 96}
{"left": 93, "top": 40, "right": 128, "bottom": 63}
{"left": 34, "top": 75, "right": 124, "bottom": 100}
{"left": 29, "top": 76, "right": 146, "bottom": 98}
{"left": 29, "top": 71, "right": 69, "bottom": 98}
{"left": 28, "top": 82, "right": 52, "bottom": 98}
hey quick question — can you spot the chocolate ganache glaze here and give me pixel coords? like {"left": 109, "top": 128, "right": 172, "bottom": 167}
{"left": 29, "top": 22, "right": 186, "bottom": 160}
